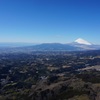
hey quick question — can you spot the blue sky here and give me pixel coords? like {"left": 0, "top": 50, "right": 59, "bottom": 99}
{"left": 0, "top": 0, "right": 100, "bottom": 44}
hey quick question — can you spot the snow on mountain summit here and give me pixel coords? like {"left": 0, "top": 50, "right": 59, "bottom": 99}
{"left": 75, "top": 38, "right": 92, "bottom": 45}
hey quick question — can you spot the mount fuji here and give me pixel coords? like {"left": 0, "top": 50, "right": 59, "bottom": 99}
{"left": 70, "top": 38, "right": 100, "bottom": 50}
{"left": 74, "top": 38, "right": 92, "bottom": 45}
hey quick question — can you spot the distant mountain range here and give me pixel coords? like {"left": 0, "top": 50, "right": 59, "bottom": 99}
{"left": 23, "top": 38, "right": 100, "bottom": 51}
{"left": 0, "top": 38, "right": 100, "bottom": 53}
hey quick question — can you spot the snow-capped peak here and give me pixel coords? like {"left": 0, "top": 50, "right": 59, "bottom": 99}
{"left": 75, "top": 38, "right": 92, "bottom": 45}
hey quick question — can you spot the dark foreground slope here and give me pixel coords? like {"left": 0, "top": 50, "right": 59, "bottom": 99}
{"left": 0, "top": 50, "right": 100, "bottom": 100}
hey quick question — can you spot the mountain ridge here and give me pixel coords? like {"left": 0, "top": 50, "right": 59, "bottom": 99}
{"left": 0, "top": 39, "right": 100, "bottom": 53}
